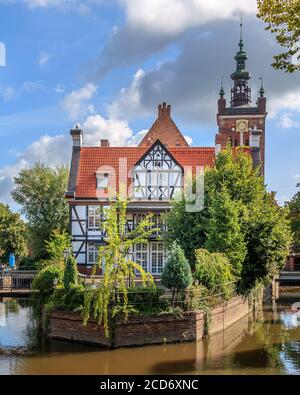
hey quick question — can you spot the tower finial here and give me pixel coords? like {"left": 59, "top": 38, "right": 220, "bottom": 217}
{"left": 219, "top": 76, "right": 225, "bottom": 98}
{"left": 239, "top": 15, "right": 243, "bottom": 51}
{"left": 259, "top": 74, "right": 265, "bottom": 97}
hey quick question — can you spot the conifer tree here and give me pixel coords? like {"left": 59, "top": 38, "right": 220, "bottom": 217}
{"left": 161, "top": 242, "right": 193, "bottom": 305}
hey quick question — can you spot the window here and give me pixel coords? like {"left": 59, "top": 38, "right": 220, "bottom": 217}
{"left": 150, "top": 242, "right": 165, "bottom": 274}
{"left": 96, "top": 173, "right": 109, "bottom": 189}
{"left": 134, "top": 243, "right": 148, "bottom": 272}
{"left": 88, "top": 206, "right": 101, "bottom": 229}
{"left": 152, "top": 214, "right": 164, "bottom": 235}
{"left": 88, "top": 243, "right": 99, "bottom": 264}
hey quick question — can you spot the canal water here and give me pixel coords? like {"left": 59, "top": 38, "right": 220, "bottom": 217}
{"left": 0, "top": 297, "right": 300, "bottom": 375}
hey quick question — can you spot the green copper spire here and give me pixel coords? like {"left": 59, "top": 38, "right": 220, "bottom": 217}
{"left": 231, "top": 17, "right": 250, "bottom": 82}
{"left": 230, "top": 18, "right": 252, "bottom": 107}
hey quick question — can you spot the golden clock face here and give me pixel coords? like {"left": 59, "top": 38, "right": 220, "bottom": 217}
{"left": 236, "top": 119, "right": 248, "bottom": 133}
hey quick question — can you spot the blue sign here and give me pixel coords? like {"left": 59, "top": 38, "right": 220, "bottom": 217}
{"left": 9, "top": 253, "right": 15, "bottom": 268}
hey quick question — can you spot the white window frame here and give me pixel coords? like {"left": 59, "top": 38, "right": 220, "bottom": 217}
{"left": 96, "top": 173, "right": 109, "bottom": 189}
{"left": 150, "top": 242, "right": 165, "bottom": 275}
{"left": 88, "top": 206, "right": 102, "bottom": 229}
{"left": 88, "top": 243, "right": 99, "bottom": 265}
{"left": 134, "top": 243, "right": 148, "bottom": 272}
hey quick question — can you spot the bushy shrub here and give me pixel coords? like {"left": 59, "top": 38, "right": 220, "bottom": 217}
{"left": 126, "top": 286, "right": 169, "bottom": 314}
{"left": 50, "top": 284, "right": 85, "bottom": 312}
{"left": 32, "top": 264, "right": 64, "bottom": 303}
{"left": 194, "top": 249, "right": 235, "bottom": 299}
{"left": 161, "top": 242, "right": 193, "bottom": 305}
{"left": 183, "top": 285, "right": 208, "bottom": 311}
{"left": 64, "top": 255, "right": 78, "bottom": 289}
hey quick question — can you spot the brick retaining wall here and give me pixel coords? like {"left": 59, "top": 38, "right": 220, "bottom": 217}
{"left": 47, "top": 295, "right": 256, "bottom": 348}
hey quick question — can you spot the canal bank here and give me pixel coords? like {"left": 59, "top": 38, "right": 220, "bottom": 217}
{"left": 46, "top": 295, "right": 262, "bottom": 348}
{"left": 1, "top": 297, "right": 300, "bottom": 375}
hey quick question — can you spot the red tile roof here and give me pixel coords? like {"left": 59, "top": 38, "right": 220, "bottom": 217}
{"left": 75, "top": 146, "right": 215, "bottom": 198}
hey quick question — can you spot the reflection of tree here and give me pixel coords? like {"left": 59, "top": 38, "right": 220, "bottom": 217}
{"left": 4, "top": 298, "right": 19, "bottom": 314}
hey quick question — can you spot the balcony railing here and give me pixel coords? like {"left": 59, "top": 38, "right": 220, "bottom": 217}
{"left": 125, "top": 221, "right": 167, "bottom": 238}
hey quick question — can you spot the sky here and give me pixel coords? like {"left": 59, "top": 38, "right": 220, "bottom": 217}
{"left": 0, "top": 0, "right": 300, "bottom": 211}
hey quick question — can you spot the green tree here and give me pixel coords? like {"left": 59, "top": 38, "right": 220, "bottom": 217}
{"left": 257, "top": 0, "right": 300, "bottom": 72}
{"left": 11, "top": 163, "right": 69, "bottom": 258}
{"left": 32, "top": 264, "right": 64, "bottom": 305}
{"left": 242, "top": 194, "right": 292, "bottom": 290}
{"left": 167, "top": 196, "right": 207, "bottom": 268}
{"left": 83, "top": 196, "right": 155, "bottom": 336}
{"left": 0, "top": 203, "right": 27, "bottom": 263}
{"left": 205, "top": 187, "right": 246, "bottom": 278}
{"left": 286, "top": 184, "right": 300, "bottom": 252}
{"left": 194, "top": 249, "right": 235, "bottom": 299}
{"left": 45, "top": 229, "right": 72, "bottom": 267}
{"left": 64, "top": 255, "right": 78, "bottom": 289}
{"left": 161, "top": 242, "right": 193, "bottom": 305}
{"left": 167, "top": 147, "right": 292, "bottom": 293}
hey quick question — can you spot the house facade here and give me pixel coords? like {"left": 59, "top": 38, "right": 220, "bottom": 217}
{"left": 65, "top": 29, "right": 267, "bottom": 275}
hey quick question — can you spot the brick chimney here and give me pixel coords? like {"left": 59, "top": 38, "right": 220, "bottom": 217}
{"left": 158, "top": 102, "right": 171, "bottom": 118}
{"left": 101, "top": 139, "right": 110, "bottom": 147}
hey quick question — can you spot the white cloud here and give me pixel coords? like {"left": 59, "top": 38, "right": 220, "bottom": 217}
{"left": 80, "top": 114, "right": 133, "bottom": 146}
{"left": 23, "top": 80, "right": 45, "bottom": 92}
{"left": 108, "top": 69, "right": 147, "bottom": 120}
{"left": 184, "top": 135, "right": 193, "bottom": 146}
{"left": 0, "top": 86, "right": 18, "bottom": 102}
{"left": 55, "top": 84, "right": 65, "bottom": 94}
{"left": 0, "top": 81, "right": 44, "bottom": 102}
{"left": 0, "top": 0, "right": 102, "bottom": 13}
{"left": 276, "top": 113, "right": 300, "bottom": 129}
{"left": 127, "top": 129, "right": 148, "bottom": 146}
{"left": 38, "top": 50, "right": 51, "bottom": 67}
{"left": 269, "top": 89, "right": 300, "bottom": 118}
{"left": 121, "top": 0, "right": 257, "bottom": 36}
{"left": 61, "top": 83, "right": 98, "bottom": 120}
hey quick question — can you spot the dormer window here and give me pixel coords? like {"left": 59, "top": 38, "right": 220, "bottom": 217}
{"left": 96, "top": 173, "right": 109, "bottom": 189}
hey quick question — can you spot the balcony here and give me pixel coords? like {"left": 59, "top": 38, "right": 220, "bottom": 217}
{"left": 125, "top": 221, "right": 166, "bottom": 239}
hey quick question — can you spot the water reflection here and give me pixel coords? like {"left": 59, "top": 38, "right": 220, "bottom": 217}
{"left": 0, "top": 298, "right": 300, "bottom": 375}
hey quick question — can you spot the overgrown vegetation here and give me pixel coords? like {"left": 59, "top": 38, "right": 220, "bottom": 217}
{"left": 28, "top": 149, "right": 292, "bottom": 342}
{"left": 194, "top": 249, "right": 235, "bottom": 299}
{"left": 82, "top": 196, "right": 155, "bottom": 337}
{"left": 167, "top": 148, "right": 292, "bottom": 292}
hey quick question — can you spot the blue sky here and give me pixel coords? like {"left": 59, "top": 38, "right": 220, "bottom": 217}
{"left": 0, "top": 0, "right": 299, "bottom": 210}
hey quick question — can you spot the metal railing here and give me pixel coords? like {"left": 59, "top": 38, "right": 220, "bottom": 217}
{"left": 0, "top": 269, "right": 38, "bottom": 291}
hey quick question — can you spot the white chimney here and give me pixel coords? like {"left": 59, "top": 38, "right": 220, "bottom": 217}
{"left": 70, "top": 126, "right": 83, "bottom": 148}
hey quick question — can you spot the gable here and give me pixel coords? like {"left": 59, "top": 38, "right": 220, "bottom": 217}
{"left": 134, "top": 140, "right": 182, "bottom": 172}
{"left": 139, "top": 102, "right": 190, "bottom": 148}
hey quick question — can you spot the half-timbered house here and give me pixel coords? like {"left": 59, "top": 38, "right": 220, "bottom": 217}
{"left": 65, "top": 31, "right": 267, "bottom": 275}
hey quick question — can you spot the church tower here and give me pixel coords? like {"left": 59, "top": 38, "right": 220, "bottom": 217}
{"left": 215, "top": 20, "right": 267, "bottom": 174}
